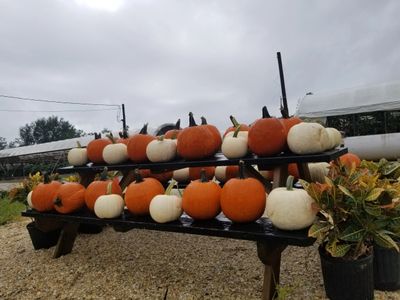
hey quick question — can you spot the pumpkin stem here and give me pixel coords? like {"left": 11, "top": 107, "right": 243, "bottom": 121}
{"left": 54, "top": 198, "right": 62, "bottom": 206}
{"left": 238, "top": 161, "right": 246, "bottom": 179}
{"left": 157, "top": 135, "right": 165, "bottom": 142}
{"left": 201, "top": 116, "right": 208, "bottom": 125}
{"left": 76, "top": 141, "right": 82, "bottom": 148}
{"left": 262, "top": 106, "right": 271, "bottom": 118}
{"left": 233, "top": 125, "right": 241, "bottom": 138}
{"left": 43, "top": 172, "right": 50, "bottom": 184}
{"left": 165, "top": 179, "right": 177, "bottom": 195}
{"left": 175, "top": 119, "right": 181, "bottom": 129}
{"left": 139, "top": 123, "right": 148, "bottom": 134}
{"left": 106, "top": 133, "right": 116, "bottom": 144}
{"left": 134, "top": 169, "right": 144, "bottom": 183}
{"left": 188, "top": 112, "right": 197, "bottom": 127}
{"left": 100, "top": 167, "right": 108, "bottom": 181}
{"left": 118, "top": 132, "right": 124, "bottom": 138}
{"left": 230, "top": 115, "right": 240, "bottom": 127}
{"left": 170, "top": 130, "right": 178, "bottom": 140}
{"left": 286, "top": 175, "right": 294, "bottom": 191}
{"left": 106, "top": 182, "right": 113, "bottom": 195}
{"left": 94, "top": 132, "right": 101, "bottom": 140}
{"left": 200, "top": 169, "right": 208, "bottom": 183}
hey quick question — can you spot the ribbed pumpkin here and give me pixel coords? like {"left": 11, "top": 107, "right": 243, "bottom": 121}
{"left": 177, "top": 112, "right": 217, "bottom": 160}
{"left": 182, "top": 169, "right": 221, "bottom": 220}
{"left": 200, "top": 116, "right": 222, "bottom": 152}
{"left": 280, "top": 116, "right": 302, "bottom": 151}
{"left": 223, "top": 115, "right": 250, "bottom": 137}
{"left": 248, "top": 106, "right": 286, "bottom": 157}
{"left": 127, "top": 123, "right": 155, "bottom": 163}
{"left": 84, "top": 169, "right": 122, "bottom": 211}
{"left": 54, "top": 182, "right": 86, "bottom": 214}
{"left": 339, "top": 152, "right": 361, "bottom": 168}
{"left": 189, "top": 166, "right": 215, "bottom": 181}
{"left": 221, "top": 162, "right": 266, "bottom": 223}
{"left": 87, "top": 133, "right": 112, "bottom": 164}
{"left": 31, "top": 174, "right": 62, "bottom": 212}
{"left": 125, "top": 170, "right": 165, "bottom": 216}
{"left": 164, "top": 119, "right": 182, "bottom": 140}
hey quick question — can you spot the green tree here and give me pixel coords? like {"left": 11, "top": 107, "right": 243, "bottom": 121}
{"left": 19, "top": 116, "right": 84, "bottom": 146}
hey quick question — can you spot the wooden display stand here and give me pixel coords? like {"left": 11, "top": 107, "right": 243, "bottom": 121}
{"left": 22, "top": 148, "right": 347, "bottom": 300}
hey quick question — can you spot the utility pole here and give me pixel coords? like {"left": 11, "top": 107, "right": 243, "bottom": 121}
{"left": 121, "top": 104, "right": 127, "bottom": 138}
{"left": 277, "top": 52, "right": 289, "bottom": 118}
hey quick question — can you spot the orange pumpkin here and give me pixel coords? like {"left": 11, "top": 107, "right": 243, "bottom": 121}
{"left": 339, "top": 152, "right": 361, "bottom": 168}
{"left": 288, "top": 163, "right": 300, "bottom": 179}
{"left": 189, "top": 166, "right": 215, "bottom": 181}
{"left": 225, "top": 165, "right": 239, "bottom": 180}
{"left": 125, "top": 169, "right": 165, "bottom": 216}
{"left": 182, "top": 169, "right": 221, "bottom": 220}
{"left": 87, "top": 133, "right": 112, "bottom": 164}
{"left": 54, "top": 182, "right": 86, "bottom": 214}
{"left": 31, "top": 174, "right": 62, "bottom": 212}
{"left": 248, "top": 106, "right": 286, "bottom": 157}
{"left": 223, "top": 115, "right": 250, "bottom": 137}
{"left": 200, "top": 116, "right": 222, "bottom": 152}
{"left": 177, "top": 112, "right": 217, "bottom": 160}
{"left": 127, "top": 123, "right": 155, "bottom": 163}
{"left": 221, "top": 162, "right": 266, "bottom": 223}
{"left": 84, "top": 170, "right": 122, "bottom": 211}
{"left": 164, "top": 119, "right": 182, "bottom": 140}
{"left": 116, "top": 131, "right": 129, "bottom": 145}
{"left": 148, "top": 170, "right": 173, "bottom": 183}
{"left": 280, "top": 116, "right": 302, "bottom": 151}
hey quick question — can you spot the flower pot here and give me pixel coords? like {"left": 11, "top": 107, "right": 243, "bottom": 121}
{"left": 26, "top": 221, "right": 61, "bottom": 250}
{"left": 373, "top": 242, "right": 400, "bottom": 291}
{"left": 319, "top": 246, "right": 374, "bottom": 300}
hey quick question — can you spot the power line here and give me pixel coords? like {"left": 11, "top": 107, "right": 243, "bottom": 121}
{"left": 0, "top": 94, "right": 120, "bottom": 107}
{"left": 0, "top": 108, "right": 119, "bottom": 113}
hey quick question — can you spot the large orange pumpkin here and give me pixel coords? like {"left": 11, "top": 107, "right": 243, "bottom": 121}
{"left": 164, "top": 119, "right": 182, "bottom": 140}
{"left": 87, "top": 133, "right": 112, "bottom": 164}
{"left": 223, "top": 115, "right": 250, "bottom": 137}
{"left": 84, "top": 170, "right": 122, "bottom": 211}
{"left": 182, "top": 169, "right": 221, "bottom": 220}
{"left": 221, "top": 162, "right": 266, "bottom": 223}
{"left": 177, "top": 112, "right": 217, "bottom": 160}
{"left": 339, "top": 153, "right": 361, "bottom": 168}
{"left": 280, "top": 116, "right": 302, "bottom": 151}
{"left": 189, "top": 166, "right": 215, "bottom": 181}
{"left": 248, "top": 106, "right": 286, "bottom": 157}
{"left": 125, "top": 170, "right": 165, "bottom": 215}
{"left": 54, "top": 182, "right": 86, "bottom": 214}
{"left": 31, "top": 174, "right": 62, "bottom": 212}
{"left": 127, "top": 123, "right": 156, "bottom": 163}
{"left": 200, "top": 116, "right": 222, "bottom": 152}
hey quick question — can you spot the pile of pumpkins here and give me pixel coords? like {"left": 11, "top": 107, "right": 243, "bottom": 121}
{"left": 67, "top": 108, "right": 343, "bottom": 167}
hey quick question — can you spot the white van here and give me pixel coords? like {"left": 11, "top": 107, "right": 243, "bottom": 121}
{"left": 295, "top": 81, "right": 400, "bottom": 161}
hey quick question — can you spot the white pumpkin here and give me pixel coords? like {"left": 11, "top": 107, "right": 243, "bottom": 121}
{"left": 266, "top": 176, "right": 317, "bottom": 230}
{"left": 215, "top": 166, "right": 227, "bottom": 182}
{"left": 224, "top": 131, "right": 248, "bottom": 139}
{"left": 222, "top": 127, "right": 248, "bottom": 159}
{"left": 94, "top": 182, "right": 125, "bottom": 219}
{"left": 67, "top": 142, "right": 88, "bottom": 166}
{"left": 103, "top": 142, "right": 128, "bottom": 165}
{"left": 308, "top": 162, "right": 330, "bottom": 183}
{"left": 287, "top": 122, "right": 331, "bottom": 154}
{"left": 149, "top": 180, "right": 182, "bottom": 223}
{"left": 172, "top": 168, "right": 190, "bottom": 182}
{"left": 325, "top": 127, "right": 342, "bottom": 149}
{"left": 146, "top": 136, "right": 177, "bottom": 162}
{"left": 27, "top": 190, "right": 33, "bottom": 208}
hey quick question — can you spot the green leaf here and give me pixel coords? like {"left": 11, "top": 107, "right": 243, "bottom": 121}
{"left": 365, "top": 205, "right": 382, "bottom": 217}
{"left": 338, "top": 185, "right": 355, "bottom": 200}
{"left": 308, "top": 223, "right": 330, "bottom": 240}
{"left": 339, "top": 226, "right": 365, "bottom": 242}
{"left": 326, "top": 242, "right": 352, "bottom": 258}
{"left": 365, "top": 188, "right": 384, "bottom": 201}
{"left": 374, "top": 231, "right": 400, "bottom": 252}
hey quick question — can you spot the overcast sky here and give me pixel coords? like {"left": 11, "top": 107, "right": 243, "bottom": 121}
{"left": 1, "top": 0, "right": 400, "bottom": 142}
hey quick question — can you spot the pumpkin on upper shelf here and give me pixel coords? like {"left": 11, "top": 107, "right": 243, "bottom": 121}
{"left": 200, "top": 116, "right": 222, "bottom": 152}
{"left": 127, "top": 123, "right": 156, "bottom": 163}
{"left": 87, "top": 133, "right": 112, "bottom": 164}
{"left": 287, "top": 122, "right": 331, "bottom": 154}
{"left": 223, "top": 115, "right": 250, "bottom": 137}
{"left": 222, "top": 125, "right": 248, "bottom": 159}
{"left": 146, "top": 135, "right": 177, "bottom": 163}
{"left": 67, "top": 141, "right": 88, "bottom": 166}
{"left": 102, "top": 133, "right": 128, "bottom": 165}
{"left": 164, "top": 119, "right": 182, "bottom": 141}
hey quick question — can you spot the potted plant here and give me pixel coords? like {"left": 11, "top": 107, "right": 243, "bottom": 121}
{"left": 300, "top": 162, "right": 400, "bottom": 300}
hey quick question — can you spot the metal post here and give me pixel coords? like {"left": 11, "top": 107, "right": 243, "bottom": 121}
{"left": 121, "top": 104, "right": 127, "bottom": 138}
{"left": 277, "top": 52, "right": 289, "bottom": 118}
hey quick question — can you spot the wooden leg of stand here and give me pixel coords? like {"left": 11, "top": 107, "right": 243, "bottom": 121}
{"left": 297, "top": 163, "right": 312, "bottom": 182}
{"left": 257, "top": 242, "right": 287, "bottom": 300}
{"left": 53, "top": 223, "right": 80, "bottom": 258}
{"left": 272, "top": 165, "right": 288, "bottom": 189}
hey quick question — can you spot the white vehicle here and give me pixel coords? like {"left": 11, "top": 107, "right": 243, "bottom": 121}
{"left": 295, "top": 81, "right": 400, "bottom": 161}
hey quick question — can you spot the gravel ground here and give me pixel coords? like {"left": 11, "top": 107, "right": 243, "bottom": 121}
{"left": 1, "top": 220, "right": 399, "bottom": 300}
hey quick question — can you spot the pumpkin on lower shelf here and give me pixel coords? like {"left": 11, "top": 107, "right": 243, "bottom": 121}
{"left": 149, "top": 180, "right": 182, "bottom": 223}
{"left": 27, "top": 191, "right": 33, "bottom": 208}
{"left": 182, "top": 169, "right": 221, "bottom": 220}
{"left": 94, "top": 182, "right": 125, "bottom": 219}
{"left": 31, "top": 173, "right": 62, "bottom": 212}
{"left": 266, "top": 176, "right": 317, "bottom": 230}
{"left": 54, "top": 182, "right": 86, "bottom": 214}
{"left": 67, "top": 141, "right": 88, "bottom": 166}
{"left": 189, "top": 166, "right": 215, "bottom": 181}
{"left": 339, "top": 152, "right": 361, "bottom": 169}
{"left": 215, "top": 165, "right": 239, "bottom": 183}
{"left": 172, "top": 168, "right": 190, "bottom": 183}
{"left": 220, "top": 161, "right": 266, "bottom": 223}
{"left": 125, "top": 169, "right": 165, "bottom": 216}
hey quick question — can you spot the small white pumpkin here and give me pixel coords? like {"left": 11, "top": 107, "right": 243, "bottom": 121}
{"left": 149, "top": 180, "right": 182, "bottom": 223}
{"left": 27, "top": 190, "right": 33, "bottom": 208}
{"left": 146, "top": 136, "right": 177, "bottom": 162}
{"left": 215, "top": 166, "right": 227, "bottom": 182}
{"left": 67, "top": 141, "right": 88, "bottom": 166}
{"left": 222, "top": 126, "right": 248, "bottom": 159}
{"left": 224, "top": 130, "right": 248, "bottom": 139}
{"left": 94, "top": 182, "right": 125, "bottom": 218}
{"left": 172, "top": 168, "right": 190, "bottom": 182}
{"left": 287, "top": 122, "right": 331, "bottom": 154}
{"left": 325, "top": 127, "right": 342, "bottom": 149}
{"left": 308, "top": 162, "right": 330, "bottom": 183}
{"left": 266, "top": 176, "right": 317, "bottom": 230}
{"left": 102, "top": 134, "right": 128, "bottom": 164}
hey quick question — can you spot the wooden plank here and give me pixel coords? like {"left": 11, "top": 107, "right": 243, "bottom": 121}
{"left": 53, "top": 222, "right": 80, "bottom": 258}
{"left": 257, "top": 242, "right": 287, "bottom": 300}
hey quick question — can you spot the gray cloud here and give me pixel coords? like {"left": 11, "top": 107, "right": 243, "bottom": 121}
{"left": 1, "top": 0, "right": 400, "bottom": 142}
